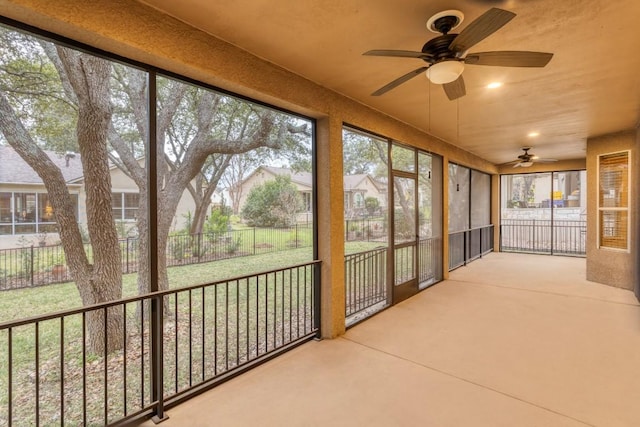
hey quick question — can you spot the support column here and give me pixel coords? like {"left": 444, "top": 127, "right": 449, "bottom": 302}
{"left": 316, "top": 114, "right": 346, "bottom": 338}
{"left": 491, "top": 174, "right": 501, "bottom": 252}
{"left": 442, "top": 157, "right": 450, "bottom": 279}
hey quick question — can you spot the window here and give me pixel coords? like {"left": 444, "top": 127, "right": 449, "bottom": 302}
{"left": 302, "top": 192, "right": 312, "bottom": 212}
{"left": 0, "top": 192, "right": 11, "bottom": 234}
{"left": 598, "top": 151, "right": 630, "bottom": 250}
{"left": 112, "top": 192, "right": 139, "bottom": 221}
{"left": 0, "top": 192, "right": 79, "bottom": 234}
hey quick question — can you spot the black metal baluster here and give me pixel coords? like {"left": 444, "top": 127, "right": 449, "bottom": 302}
{"left": 245, "top": 278, "right": 250, "bottom": 361}
{"left": 304, "top": 266, "right": 308, "bottom": 333}
{"left": 225, "top": 281, "right": 229, "bottom": 371}
{"left": 296, "top": 268, "right": 300, "bottom": 338}
{"left": 8, "top": 327, "right": 12, "bottom": 427}
{"left": 103, "top": 308, "right": 108, "bottom": 425}
{"left": 60, "top": 317, "right": 64, "bottom": 425}
{"left": 264, "top": 274, "right": 268, "bottom": 352}
{"left": 139, "top": 301, "right": 144, "bottom": 408}
{"left": 201, "top": 288, "right": 205, "bottom": 382}
{"left": 35, "top": 322, "right": 39, "bottom": 427}
{"left": 123, "top": 304, "right": 127, "bottom": 417}
{"left": 189, "top": 290, "right": 193, "bottom": 388}
{"left": 236, "top": 279, "right": 240, "bottom": 366}
{"left": 82, "top": 313, "right": 87, "bottom": 426}
{"left": 254, "top": 277, "right": 259, "bottom": 358}
{"left": 289, "top": 269, "right": 293, "bottom": 342}
{"left": 281, "top": 271, "right": 285, "bottom": 346}
{"left": 214, "top": 286, "right": 217, "bottom": 376}
{"left": 174, "top": 294, "right": 178, "bottom": 392}
{"left": 272, "top": 272, "right": 277, "bottom": 349}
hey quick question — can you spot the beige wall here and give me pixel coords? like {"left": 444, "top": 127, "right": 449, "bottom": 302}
{"left": 586, "top": 131, "right": 638, "bottom": 290}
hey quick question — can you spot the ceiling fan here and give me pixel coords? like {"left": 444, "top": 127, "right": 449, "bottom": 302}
{"left": 507, "top": 147, "right": 558, "bottom": 168}
{"left": 364, "top": 8, "right": 553, "bottom": 100}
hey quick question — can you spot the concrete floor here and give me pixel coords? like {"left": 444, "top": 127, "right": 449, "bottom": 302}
{"left": 139, "top": 253, "right": 640, "bottom": 427}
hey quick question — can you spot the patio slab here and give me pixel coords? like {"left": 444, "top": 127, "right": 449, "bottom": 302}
{"left": 138, "top": 253, "right": 640, "bottom": 426}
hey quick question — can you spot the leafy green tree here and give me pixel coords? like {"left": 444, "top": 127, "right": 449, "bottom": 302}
{"left": 364, "top": 196, "right": 380, "bottom": 216}
{"left": 242, "top": 175, "right": 303, "bottom": 227}
{"left": 0, "top": 26, "right": 311, "bottom": 352}
{"left": 204, "top": 207, "right": 230, "bottom": 238}
{"left": 0, "top": 30, "right": 123, "bottom": 353}
{"left": 342, "top": 129, "right": 386, "bottom": 175}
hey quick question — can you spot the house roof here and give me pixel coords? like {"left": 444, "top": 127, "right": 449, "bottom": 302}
{"left": 253, "top": 166, "right": 382, "bottom": 193}
{"left": 260, "top": 166, "right": 313, "bottom": 189}
{"left": 0, "top": 145, "right": 84, "bottom": 185}
{"left": 343, "top": 174, "right": 371, "bottom": 192}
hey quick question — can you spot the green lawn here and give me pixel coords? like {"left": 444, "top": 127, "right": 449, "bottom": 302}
{"left": 0, "top": 247, "right": 314, "bottom": 324}
{"left": 0, "top": 241, "right": 386, "bottom": 426}
{"left": 0, "top": 246, "right": 317, "bottom": 426}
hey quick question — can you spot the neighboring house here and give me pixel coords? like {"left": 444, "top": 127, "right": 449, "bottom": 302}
{"left": 0, "top": 146, "right": 197, "bottom": 249}
{"left": 236, "top": 166, "right": 313, "bottom": 224}
{"left": 343, "top": 174, "right": 387, "bottom": 218}
{"left": 236, "top": 166, "right": 386, "bottom": 223}
{"left": 0, "top": 146, "right": 83, "bottom": 249}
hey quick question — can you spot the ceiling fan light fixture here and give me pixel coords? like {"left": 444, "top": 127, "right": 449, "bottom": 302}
{"left": 520, "top": 161, "right": 533, "bottom": 167}
{"left": 426, "top": 61, "right": 464, "bottom": 84}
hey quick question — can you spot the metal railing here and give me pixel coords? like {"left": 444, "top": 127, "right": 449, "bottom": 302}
{"left": 448, "top": 225, "right": 495, "bottom": 271}
{"left": 344, "top": 218, "right": 388, "bottom": 243}
{"left": 0, "top": 224, "right": 313, "bottom": 290}
{"left": 344, "top": 247, "right": 387, "bottom": 321}
{"left": 344, "top": 237, "right": 442, "bottom": 325}
{"left": 500, "top": 219, "right": 586, "bottom": 256}
{"left": 418, "top": 237, "right": 441, "bottom": 287}
{"left": 0, "top": 261, "right": 320, "bottom": 426}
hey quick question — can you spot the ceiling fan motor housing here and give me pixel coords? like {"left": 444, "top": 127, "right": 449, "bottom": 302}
{"left": 421, "top": 34, "right": 459, "bottom": 62}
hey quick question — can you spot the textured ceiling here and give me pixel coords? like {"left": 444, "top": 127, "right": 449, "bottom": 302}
{"left": 138, "top": 0, "right": 640, "bottom": 165}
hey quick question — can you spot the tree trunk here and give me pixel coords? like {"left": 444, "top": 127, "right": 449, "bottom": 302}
{"left": 61, "top": 49, "right": 124, "bottom": 354}
{"left": 190, "top": 201, "right": 207, "bottom": 236}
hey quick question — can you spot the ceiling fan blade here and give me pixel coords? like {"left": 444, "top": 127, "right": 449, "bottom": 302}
{"left": 449, "top": 8, "right": 515, "bottom": 53}
{"left": 465, "top": 51, "right": 553, "bottom": 67}
{"left": 443, "top": 75, "right": 466, "bottom": 100}
{"left": 371, "top": 67, "right": 429, "bottom": 96}
{"left": 364, "top": 49, "right": 432, "bottom": 60}
{"left": 512, "top": 162, "right": 522, "bottom": 168}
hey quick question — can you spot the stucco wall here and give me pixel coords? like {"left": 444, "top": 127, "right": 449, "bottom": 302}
{"left": 586, "top": 131, "right": 638, "bottom": 290}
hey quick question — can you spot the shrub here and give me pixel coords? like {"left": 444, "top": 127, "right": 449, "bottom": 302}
{"left": 241, "top": 175, "right": 303, "bottom": 227}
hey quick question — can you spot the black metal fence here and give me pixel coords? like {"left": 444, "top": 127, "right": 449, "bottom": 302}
{"left": 419, "top": 237, "right": 441, "bottom": 287}
{"left": 448, "top": 225, "right": 495, "bottom": 271}
{"left": 500, "top": 219, "right": 586, "bottom": 256}
{"left": 344, "top": 237, "right": 442, "bottom": 325}
{"left": 0, "top": 224, "right": 313, "bottom": 290}
{"left": 0, "top": 261, "right": 320, "bottom": 426}
{"left": 344, "top": 218, "right": 387, "bottom": 242}
{"left": 344, "top": 247, "right": 387, "bottom": 321}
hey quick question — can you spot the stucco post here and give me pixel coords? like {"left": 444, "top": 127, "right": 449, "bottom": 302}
{"left": 316, "top": 115, "right": 346, "bottom": 338}
{"left": 442, "top": 156, "right": 450, "bottom": 280}
{"left": 491, "top": 174, "right": 501, "bottom": 252}
{"left": 586, "top": 130, "right": 637, "bottom": 290}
